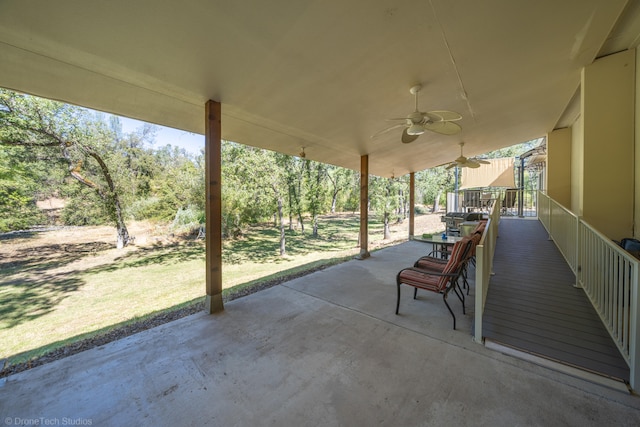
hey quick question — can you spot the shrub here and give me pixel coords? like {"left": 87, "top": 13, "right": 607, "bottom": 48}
{"left": 414, "top": 204, "right": 428, "bottom": 215}
{"left": 172, "top": 205, "right": 204, "bottom": 234}
{"left": 128, "top": 196, "right": 174, "bottom": 221}
{"left": 61, "top": 189, "right": 110, "bottom": 226}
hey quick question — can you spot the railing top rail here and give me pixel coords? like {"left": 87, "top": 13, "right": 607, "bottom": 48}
{"left": 477, "top": 194, "right": 501, "bottom": 246}
{"left": 478, "top": 219, "right": 490, "bottom": 247}
{"left": 544, "top": 192, "right": 576, "bottom": 218}
{"left": 580, "top": 219, "right": 640, "bottom": 262}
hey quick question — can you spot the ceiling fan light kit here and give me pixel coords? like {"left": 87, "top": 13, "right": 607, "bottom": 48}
{"left": 407, "top": 124, "right": 424, "bottom": 135}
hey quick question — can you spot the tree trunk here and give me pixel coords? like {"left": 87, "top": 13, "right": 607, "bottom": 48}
{"left": 383, "top": 212, "right": 391, "bottom": 240}
{"left": 113, "top": 196, "right": 130, "bottom": 249}
{"left": 277, "top": 196, "right": 286, "bottom": 256}
{"left": 432, "top": 189, "right": 442, "bottom": 213}
{"left": 297, "top": 212, "right": 305, "bottom": 234}
{"left": 288, "top": 185, "right": 294, "bottom": 231}
{"left": 331, "top": 189, "right": 338, "bottom": 213}
{"left": 312, "top": 214, "right": 318, "bottom": 237}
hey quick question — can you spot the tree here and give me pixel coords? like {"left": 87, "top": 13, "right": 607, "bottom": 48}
{"left": 326, "top": 166, "right": 355, "bottom": 213}
{"left": 0, "top": 145, "right": 51, "bottom": 231}
{"left": 369, "top": 176, "right": 407, "bottom": 239}
{"left": 416, "top": 166, "right": 453, "bottom": 213}
{"left": 0, "top": 89, "right": 132, "bottom": 248}
{"left": 304, "top": 160, "right": 328, "bottom": 237}
{"left": 483, "top": 139, "right": 540, "bottom": 159}
{"left": 282, "top": 155, "right": 306, "bottom": 232}
{"left": 222, "top": 143, "right": 290, "bottom": 255}
{"left": 220, "top": 142, "right": 275, "bottom": 237}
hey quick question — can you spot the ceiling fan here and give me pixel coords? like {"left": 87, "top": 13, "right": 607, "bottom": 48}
{"left": 445, "top": 142, "right": 490, "bottom": 169}
{"left": 371, "top": 84, "right": 462, "bottom": 144}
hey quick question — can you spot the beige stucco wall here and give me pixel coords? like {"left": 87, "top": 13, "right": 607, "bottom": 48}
{"left": 580, "top": 49, "right": 635, "bottom": 240}
{"left": 546, "top": 128, "right": 572, "bottom": 209}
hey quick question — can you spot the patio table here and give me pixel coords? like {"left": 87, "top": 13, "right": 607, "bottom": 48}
{"left": 411, "top": 235, "right": 463, "bottom": 259}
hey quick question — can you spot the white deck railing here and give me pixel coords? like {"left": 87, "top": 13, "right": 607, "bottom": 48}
{"left": 474, "top": 196, "right": 501, "bottom": 344}
{"left": 538, "top": 192, "right": 579, "bottom": 276}
{"left": 537, "top": 191, "right": 640, "bottom": 390}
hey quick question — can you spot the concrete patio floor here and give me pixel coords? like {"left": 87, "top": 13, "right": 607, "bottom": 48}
{"left": 1, "top": 241, "right": 640, "bottom": 426}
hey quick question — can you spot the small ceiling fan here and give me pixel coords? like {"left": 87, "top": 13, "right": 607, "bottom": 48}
{"left": 445, "top": 142, "right": 490, "bottom": 169}
{"left": 371, "top": 84, "right": 462, "bottom": 144}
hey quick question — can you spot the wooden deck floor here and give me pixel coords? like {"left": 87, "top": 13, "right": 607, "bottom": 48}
{"left": 482, "top": 218, "right": 630, "bottom": 381}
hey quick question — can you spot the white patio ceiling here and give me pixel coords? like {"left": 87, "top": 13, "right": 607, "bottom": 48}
{"left": 1, "top": 0, "right": 639, "bottom": 177}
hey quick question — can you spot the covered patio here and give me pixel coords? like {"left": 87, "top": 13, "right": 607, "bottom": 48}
{"left": 2, "top": 240, "right": 639, "bottom": 425}
{"left": 3, "top": 0, "right": 640, "bottom": 418}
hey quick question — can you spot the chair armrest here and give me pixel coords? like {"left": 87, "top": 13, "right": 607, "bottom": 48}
{"left": 414, "top": 256, "right": 447, "bottom": 268}
{"left": 399, "top": 267, "right": 458, "bottom": 279}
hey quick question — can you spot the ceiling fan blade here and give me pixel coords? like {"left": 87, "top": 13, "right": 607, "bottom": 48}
{"left": 371, "top": 123, "right": 406, "bottom": 139}
{"left": 445, "top": 162, "right": 457, "bottom": 170}
{"left": 423, "top": 121, "right": 461, "bottom": 135}
{"left": 401, "top": 128, "right": 420, "bottom": 144}
{"left": 466, "top": 156, "right": 490, "bottom": 165}
{"left": 425, "top": 110, "right": 463, "bottom": 122}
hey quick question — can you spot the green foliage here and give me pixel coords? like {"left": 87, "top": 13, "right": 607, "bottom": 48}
{"left": 415, "top": 166, "right": 453, "bottom": 208}
{"left": 0, "top": 89, "right": 208, "bottom": 238}
{"left": 0, "top": 89, "right": 132, "bottom": 244}
{"left": 61, "top": 186, "right": 110, "bottom": 226}
{"left": 172, "top": 205, "right": 204, "bottom": 234}
{"left": 0, "top": 144, "right": 51, "bottom": 231}
{"left": 304, "top": 161, "right": 329, "bottom": 235}
{"left": 369, "top": 176, "right": 409, "bottom": 238}
{"left": 127, "top": 197, "right": 167, "bottom": 221}
{"left": 326, "top": 165, "right": 357, "bottom": 213}
{"left": 414, "top": 205, "right": 428, "bottom": 215}
{"left": 0, "top": 185, "right": 44, "bottom": 232}
{"left": 221, "top": 143, "right": 281, "bottom": 221}
{"left": 0, "top": 89, "right": 368, "bottom": 240}
{"left": 483, "top": 139, "right": 541, "bottom": 159}
{"left": 144, "top": 145, "right": 205, "bottom": 220}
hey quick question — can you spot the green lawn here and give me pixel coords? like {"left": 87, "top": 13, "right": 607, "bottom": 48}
{"left": 1, "top": 214, "right": 433, "bottom": 367}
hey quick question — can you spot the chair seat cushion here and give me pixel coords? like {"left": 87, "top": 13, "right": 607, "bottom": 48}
{"left": 397, "top": 268, "right": 444, "bottom": 292}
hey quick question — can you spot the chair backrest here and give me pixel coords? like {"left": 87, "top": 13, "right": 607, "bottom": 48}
{"left": 437, "top": 237, "right": 473, "bottom": 291}
{"left": 503, "top": 189, "right": 517, "bottom": 208}
{"left": 469, "top": 232, "right": 482, "bottom": 256}
{"left": 473, "top": 220, "right": 487, "bottom": 234}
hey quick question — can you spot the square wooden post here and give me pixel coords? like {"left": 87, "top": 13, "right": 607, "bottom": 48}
{"left": 205, "top": 100, "right": 224, "bottom": 313}
{"left": 357, "top": 154, "right": 370, "bottom": 259}
{"left": 409, "top": 172, "right": 415, "bottom": 239}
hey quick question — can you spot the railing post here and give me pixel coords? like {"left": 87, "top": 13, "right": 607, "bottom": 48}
{"left": 630, "top": 263, "right": 640, "bottom": 390}
{"left": 474, "top": 244, "right": 485, "bottom": 344}
{"left": 574, "top": 217, "right": 582, "bottom": 288}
